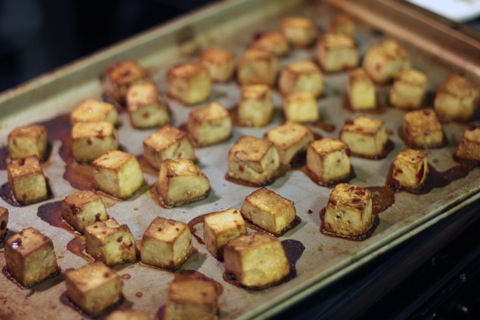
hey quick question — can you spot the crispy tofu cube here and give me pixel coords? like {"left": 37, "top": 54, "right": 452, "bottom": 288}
{"left": 227, "top": 136, "right": 280, "bottom": 186}
{"left": 103, "top": 60, "right": 150, "bottom": 104}
{"left": 389, "top": 68, "right": 427, "bottom": 109}
{"left": 455, "top": 125, "right": 480, "bottom": 161}
{"left": 283, "top": 92, "right": 320, "bottom": 123}
{"left": 4, "top": 227, "right": 59, "bottom": 287}
{"left": 238, "top": 85, "right": 274, "bottom": 127}
{"left": 315, "top": 33, "right": 359, "bottom": 73}
{"left": 0, "top": 207, "right": 8, "bottom": 241}
{"left": 140, "top": 217, "right": 194, "bottom": 269}
{"left": 390, "top": 149, "right": 429, "bottom": 189}
{"left": 126, "top": 80, "right": 170, "bottom": 129}
{"left": 143, "top": 125, "right": 196, "bottom": 169}
{"left": 265, "top": 121, "right": 314, "bottom": 165}
{"left": 65, "top": 262, "right": 123, "bottom": 316}
{"left": 434, "top": 73, "right": 480, "bottom": 122}
{"left": 347, "top": 68, "right": 376, "bottom": 110}
{"left": 106, "top": 310, "right": 149, "bottom": 320}
{"left": 340, "top": 116, "right": 388, "bottom": 157}
{"left": 402, "top": 109, "right": 444, "bottom": 148}
{"left": 167, "top": 62, "right": 211, "bottom": 105}
{"left": 157, "top": 159, "right": 210, "bottom": 208}
{"left": 363, "top": 40, "right": 410, "bottom": 83}
{"left": 84, "top": 218, "right": 137, "bottom": 266}
{"left": 323, "top": 183, "right": 373, "bottom": 238}
{"left": 203, "top": 208, "right": 246, "bottom": 259}
{"left": 327, "top": 15, "right": 356, "bottom": 37}
{"left": 199, "top": 48, "right": 237, "bottom": 83}
{"left": 92, "top": 150, "right": 145, "bottom": 199}
{"left": 8, "top": 156, "right": 48, "bottom": 204}
{"left": 237, "top": 49, "right": 279, "bottom": 87}
{"left": 251, "top": 30, "right": 290, "bottom": 56}
{"left": 8, "top": 124, "right": 48, "bottom": 160}
{"left": 187, "top": 102, "right": 232, "bottom": 147}
{"left": 72, "top": 121, "right": 119, "bottom": 163}
{"left": 279, "top": 16, "right": 317, "bottom": 47}
{"left": 278, "top": 60, "right": 324, "bottom": 97}
{"left": 71, "top": 99, "right": 118, "bottom": 125}
{"left": 307, "top": 138, "right": 351, "bottom": 184}
{"left": 224, "top": 233, "right": 290, "bottom": 288}
{"left": 62, "top": 190, "right": 109, "bottom": 232}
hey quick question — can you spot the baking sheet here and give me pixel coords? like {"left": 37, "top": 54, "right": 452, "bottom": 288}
{"left": 0, "top": 0, "right": 480, "bottom": 319}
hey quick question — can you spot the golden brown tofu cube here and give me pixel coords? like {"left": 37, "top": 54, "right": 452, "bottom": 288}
{"left": 224, "top": 233, "right": 290, "bottom": 288}
{"left": 283, "top": 92, "right": 320, "bottom": 123}
{"left": 0, "top": 207, "right": 8, "bottom": 240}
{"left": 455, "top": 125, "right": 480, "bottom": 161}
{"left": 126, "top": 80, "right": 170, "bottom": 129}
{"left": 106, "top": 310, "right": 149, "bottom": 320}
{"left": 8, "top": 156, "right": 48, "bottom": 204}
{"left": 156, "top": 159, "right": 211, "bottom": 208}
{"left": 391, "top": 149, "right": 429, "bottom": 190}
{"left": 323, "top": 183, "right": 373, "bottom": 238}
{"left": 315, "top": 33, "right": 359, "bottom": 73}
{"left": 199, "top": 48, "right": 237, "bottom": 83}
{"left": 279, "top": 16, "right": 317, "bottom": 47}
{"left": 340, "top": 116, "right": 388, "bottom": 157}
{"left": 402, "top": 109, "right": 444, "bottom": 148}
{"left": 72, "top": 121, "right": 119, "bottom": 163}
{"left": 140, "top": 217, "right": 194, "bottom": 269}
{"left": 65, "top": 262, "right": 123, "bottom": 316}
{"left": 307, "top": 138, "right": 351, "bottom": 184}
{"left": 4, "top": 227, "right": 59, "bottom": 287}
{"left": 251, "top": 30, "right": 290, "bottom": 56}
{"left": 278, "top": 60, "right": 324, "bottom": 97}
{"left": 203, "top": 208, "right": 246, "bottom": 259}
{"left": 92, "top": 150, "right": 145, "bottom": 199}
{"left": 347, "top": 68, "right": 376, "bottom": 110}
{"left": 167, "top": 62, "right": 211, "bottom": 105}
{"left": 71, "top": 99, "right": 118, "bottom": 125}
{"left": 238, "top": 84, "right": 274, "bottom": 127}
{"left": 363, "top": 39, "right": 410, "bottom": 83}
{"left": 8, "top": 124, "right": 48, "bottom": 160}
{"left": 187, "top": 102, "right": 232, "bottom": 147}
{"left": 327, "top": 15, "right": 356, "bottom": 37}
{"left": 237, "top": 49, "right": 279, "bottom": 87}
{"left": 103, "top": 60, "right": 150, "bottom": 104}
{"left": 62, "top": 190, "right": 109, "bottom": 232}
{"left": 434, "top": 73, "right": 480, "bottom": 122}
{"left": 389, "top": 68, "right": 427, "bottom": 109}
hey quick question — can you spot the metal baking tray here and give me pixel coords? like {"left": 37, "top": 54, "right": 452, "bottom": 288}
{"left": 1, "top": 0, "right": 479, "bottom": 319}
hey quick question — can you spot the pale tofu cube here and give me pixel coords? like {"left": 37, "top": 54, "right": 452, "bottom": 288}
{"left": 72, "top": 121, "right": 119, "bottom": 163}
{"left": 402, "top": 109, "right": 444, "bottom": 148}
{"left": 61, "top": 190, "right": 109, "bottom": 232}
{"left": 340, "top": 116, "right": 388, "bottom": 157}
{"left": 307, "top": 138, "right": 351, "bottom": 184}
{"left": 227, "top": 136, "right": 280, "bottom": 186}
{"left": 84, "top": 218, "right": 137, "bottom": 266}
{"left": 65, "top": 262, "right": 123, "bottom": 316}
{"left": 8, "top": 156, "right": 48, "bottom": 204}
{"left": 323, "top": 183, "right": 374, "bottom": 238}
{"left": 92, "top": 150, "right": 145, "bottom": 199}
{"left": 315, "top": 33, "right": 359, "bottom": 73}
{"left": 4, "top": 227, "right": 59, "bottom": 287}
{"left": 224, "top": 233, "right": 290, "bottom": 288}
{"left": 434, "top": 73, "right": 480, "bottom": 122}
{"left": 106, "top": 310, "right": 149, "bottom": 320}
{"left": 279, "top": 16, "right": 317, "bottom": 47}
{"left": 187, "top": 102, "right": 232, "bottom": 146}
{"left": 237, "top": 49, "right": 279, "bottom": 87}
{"left": 0, "top": 207, "right": 8, "bottom": 241}
{"left": 347, "top": 68, "right": 376, "bottom": 110}
{"left": 283, "top": 92, "right": 320, "bottom": 123}
{"left": 363, "top": 39, "right": 410, "bottom": 83}
{"left": 167, "top": 62, "right": 211, "bottom": 105}
{"left": 71, "top": 99, "right": 118, "bottom": 125}
{"left": 203, "top": 208, "right": 246, "bottom": 259}
{"left": 327, "top": 15, "right": 356, "bottom": 37}
{"left": 8, "top": 124, "right": 48, "bottom": 160}
{"left": 238, "top": 85, "right": 274, "bottom": 127}
{"left": 140, "top": 217, "right": 194, "bottom": 269}
{"left": 251, "top": 30, "right": 290, "bottom": 56}
{"left": 156, "top": 159, "right": 211, "bottom": 208}
{"left": 390, "top": 149, "right": 428, "bottom": 190}
{"left": 389, "top": 68, "right": 427, "bottom": 109}
{"left": 143, "top": 125, "right": 196, "bottom": 169}
{"left": 455, "top": 125, "right": 480, "bottom": 161}
{"left": 278, "top": 60, "right": 324, "bottom": 97}
{"left": 199, "top": 48, "right": 237, "bottom": 83}
{"left": 103, "top": 60, "right": 150, "bottom": 104}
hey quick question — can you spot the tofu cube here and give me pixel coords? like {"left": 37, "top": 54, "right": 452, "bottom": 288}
{"left": 390, "top": 149, "right": 429, "bottom": 190}
{"left": 455, "top": 125, "right": 480, "bottom": 161}
{"left": 327, "top": 14, "right": 356, "bottom": 37}
{"left": 347, "top": 68, "right": 376, "bottom": 110}
{"left": 340, "top": 116, "right": 388, "bottom": 157}
{"left": 237, "top": 49, "right": 279, "bottom": 87}
{"left": 238, "top": 84, "right": 274, "bottom": 127}
{"left": 61, "top": 190, "right": 109, "bottom": 232}
{"left": 283, "top": 92, "right": 320, "bottom": 123}
{"left": 224, "top": 233, "right": 290, "bottom": 288}
{"left": 8, "top": 124, "right": 48, "bottom": 160}
{"left": 363, "top": 39, "right": 411, "bottom": 83}
{"left": 103, "top": 60, "right": 150, "bottom": 104}
{"left": 315, "top": 33, "right": 359, "bottom": 73}
{"left": 402, "top": 109, "right": 444, "bottom": 148}
{"left": 167, "top": 62, "right": 211, "bottom": 105}
{"left": 72, "top": 121, "right": 119, "bottom": 163}
{"left": 434, "top": 73, "right": 480, "bottom": 122}
{"left": 71, "top": 99, "right": 118, "bottom": 125}
{"left": 251, "top": 30, "right": 290, "bottom": 56}
{"left": 0, "top": 207, "right": 8, "bottom": 241}
{"left": 140, "top": 217, "right": 194, "bottom": 269}
{"left": 199, "top": 47, "right": 237, "bottom": 83}
{"left": 265, "top": 121, "right": 314, "bottom": 165}
{"left": 8, "top": 156, "right": 48, "bottom": 204}
{"left": 279, "top": 16, "right": 317, "bottom": 48}
{"left": 227, "top": 136, "right": 280, "bottom": 186}
{"left": 4, "top": 227, "right": 59, "bottom": 287}
{"left": 106, "top": 310, "right": 149, "bottom": 320}
{"left": 323, "top": 183, "right": 373, "bottom": 238}
{"left": 389, "top": 68, "right": 428, "bottom": 109}
{"left": 126, "top": 80, "right": 170, "bottom": 129}
{"left": 156, "top": 159, "right": 211, "bottom": 208}
{"left": 203, "top": 208, "right": 246, "bottom": 259}
{"left": 278, "top": 60, "right": 324, "bottom": 97}
{"left": 65, "top": 262, "right": 123, "bottom": 316}
{"left": 187, "top": 102, "right": 232, "bottom": 147}
{"left": 84, "top": 218, "right": 137, "bottom": 266}
{"left": 143, "top": 125, "right": 196, "bottom": 169}
{"left": 92, "top": 150, "right": 145, "bottom": 199}
{"left": 307, "top": 138, "right": 351, "bottom": 184}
